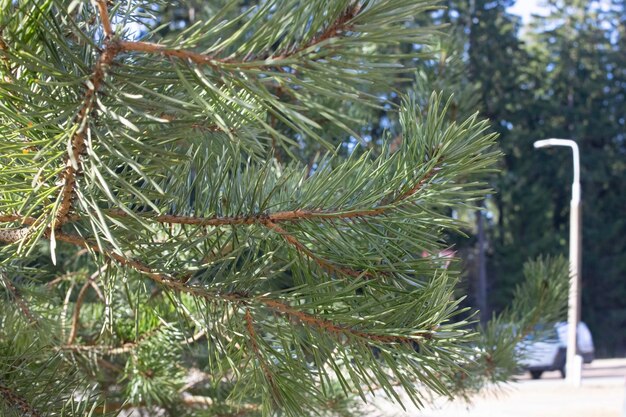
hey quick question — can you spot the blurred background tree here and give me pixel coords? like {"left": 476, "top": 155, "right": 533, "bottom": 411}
{"left": 408, "top": 0, "right": 626, "bottom": 357}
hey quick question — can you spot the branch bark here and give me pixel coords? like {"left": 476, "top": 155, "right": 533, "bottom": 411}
{"left": 95, "top": 0, "right": 113, "bottom": 38}
{"left": 0, "top": 273, "right": 37, "bottom": 325}
{"left": 244, "top": 308, "right": 279, "bottom": 397}
{"left": 0, "top": 384, "right": 42, "bottom": 417}
{"left": 48, "top": 231, "right": 434, "bottom": 348}
{"left": 115, "top": 1, "right": 362, "bottom": 69}
{"left": 258, "top": 296, "right": 433, "bottom": 345}
{"left": 55, "top": 39, "right": 121, "bottom": 227}
{"left": 67, "top": 266, "right": 107, "bottom": 344}
{"left": 264, "top": 220, "right": 364, "bottom": 278}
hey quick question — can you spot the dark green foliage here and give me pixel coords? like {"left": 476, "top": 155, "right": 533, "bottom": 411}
{"left": 489, "top": 1, "right": 626, "bottom": 356}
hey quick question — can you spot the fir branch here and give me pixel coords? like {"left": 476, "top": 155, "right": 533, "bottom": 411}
{"left": 0, "top": 384, "right": 42, "bottom": 417}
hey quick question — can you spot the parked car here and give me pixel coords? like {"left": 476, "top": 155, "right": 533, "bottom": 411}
{"left": 518, "top": 321, "right": 594, "bottom": 379}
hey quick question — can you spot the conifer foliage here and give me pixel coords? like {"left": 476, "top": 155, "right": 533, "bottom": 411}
{"left": 0, "top": 1, "right": 567, "bottom": 416}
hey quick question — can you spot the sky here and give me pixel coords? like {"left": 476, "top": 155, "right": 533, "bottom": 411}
{"left": 508, "top": 0, "right": 548, "bottom": 22}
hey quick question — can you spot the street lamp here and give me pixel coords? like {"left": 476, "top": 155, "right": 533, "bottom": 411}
{"left": 533, "top": 138, "right": 583, "bottom": 386}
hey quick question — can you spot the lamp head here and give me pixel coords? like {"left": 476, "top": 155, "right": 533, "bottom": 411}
{"left": 533, "top": 138, "right": 575, "bottom": 149}
{"left": 533, "top": 139, "right": 554, "bottom": 149}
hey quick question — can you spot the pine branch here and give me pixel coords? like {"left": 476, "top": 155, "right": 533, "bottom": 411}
{"left": 95, "top": 0, "right": 113, "bottom": 39}
{"left": 0, "top": 273, "right": 37, "bottom": 325}
{"left": 258, "top": 296, "right": 433, "bottom": 344}
{"left": 264, "top": 220, "right": 364, "bottom": 278}
{"left": 244, "top": 308, "right": 280, "bottom": 398}
{"left": 67, "top": 266, "right": 106, "bottom": 344}
{"left": 0, "top": 2, "right": 507, "bottom": 413}
{"left": 55, "top": 39, "right": 122, "bottom": 227}
{"left": 1, "top": 158, "right": 441, "bottom": 281}
{"left": 50, "top": 230, "right": 434, "bottom": 349}
{"left": 116, "top": 1, "right": 362, "bottom": 68}
{"left": 0, "top": 384, "right": 43, "bottom": 417}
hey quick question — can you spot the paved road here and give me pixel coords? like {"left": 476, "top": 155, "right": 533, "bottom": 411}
{"left": 365, "top": 358, "right": 626, "bottom": 417}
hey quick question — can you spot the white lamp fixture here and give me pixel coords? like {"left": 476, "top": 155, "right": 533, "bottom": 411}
{"left": 533, "top": 138, "right": 583, "bottom": 387}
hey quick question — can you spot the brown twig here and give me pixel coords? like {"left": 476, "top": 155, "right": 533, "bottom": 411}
{"left": 95, "top": 0, "right": 113, "bottom": 38}
{"left": 0, "top": 214, "right": 37, "bottom": 224}
{"left": 393, "top": 166, "right": 441, "bottom": 203}
{"left": 244, "top": 308, "right": 279, "bottom": 399}
{"left": 53, "top": 232, "right": 167, "bottom": 282}
{"left": 54, "top": 37, "right": 122, "bottom": 227}
{"left": 263, "top": 220, "right": 363, "bottom": 278}
{"left": 115, "top": 2, "right": 362, "bottom": 69}
{"left": 280, "top": 2, "right": 361, "bottom": 57}
{"left": 258, "top": 297, "right": 433, "bottom": 345}
{"left": 0, "top": 273, "right": 37, "bottom": 325}
{"left": 67, "top": 266, "right": 107, "bottom": 344}
{"left": 0, "top": 227, "right": 29, "bottom": 243}
{"left": 48, "top": 232, "right": 432, "bottom": 351}
{"left": 118, "top": 40, "right": 228, "bottom": 67}
{"left": 0, "top": 384, "right": 43, "bottom": 417}
{"left": 45, "top": 271, "right": 83, "bottom": 288}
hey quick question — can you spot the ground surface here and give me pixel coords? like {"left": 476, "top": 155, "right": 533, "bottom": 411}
{"left": 365, "top": 358, "right": 626, "bottom": 417}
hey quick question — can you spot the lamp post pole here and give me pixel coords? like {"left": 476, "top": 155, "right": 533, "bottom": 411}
{"left": 533, "top": 138, "right": 582, "bottom": 387}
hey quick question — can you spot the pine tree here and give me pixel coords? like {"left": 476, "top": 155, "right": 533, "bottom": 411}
{"left": 0, "top": 1, "right": 569, "bottom": 416}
